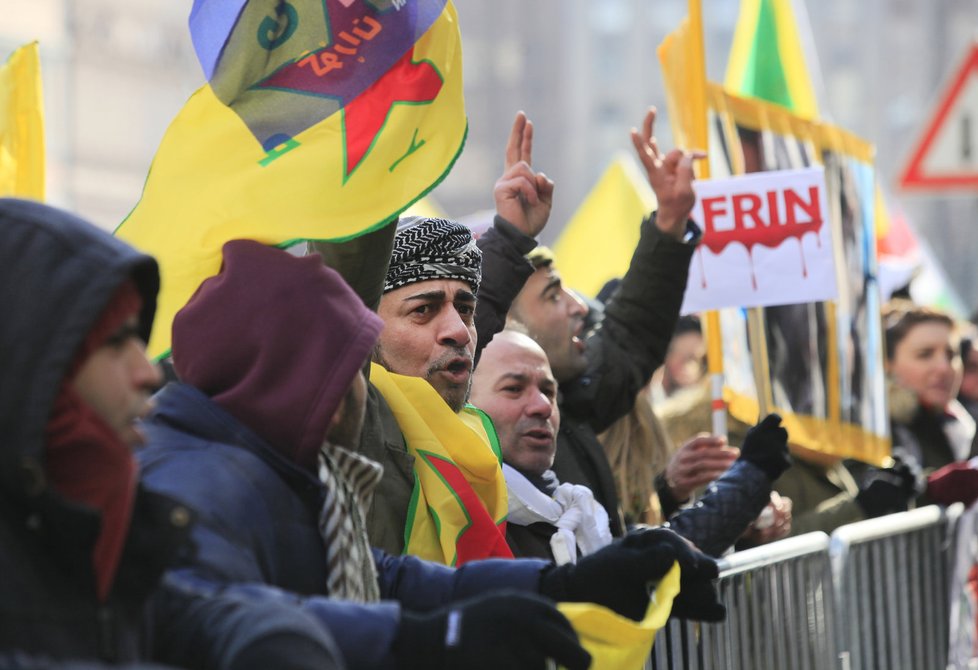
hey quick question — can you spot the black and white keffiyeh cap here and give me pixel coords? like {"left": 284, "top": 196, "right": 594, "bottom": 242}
{"left": 384, "top": 216, "right": 482, "bottom": 295}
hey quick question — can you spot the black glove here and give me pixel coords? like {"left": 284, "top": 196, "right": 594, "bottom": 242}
{"left": 855, "top": 457, "right": 917, "bottom": 517}
{"left": 739, "top": 413, "right": 791, "bottom": 480}
{"left": 393, "top": 590, "right": 590, "bottom": 670}
{"left": 539, "top": 527, "right": 725, "bottom": 622}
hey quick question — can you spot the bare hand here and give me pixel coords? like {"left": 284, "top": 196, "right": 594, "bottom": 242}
{"left": 630, "top": 107, "right": 706, "bottom": 240}
{"left": 664, "top": 434, "right": 739, "bottom": 502}
{"left": 493, "top": 111, "right": 555, "bottom": 238}
{"left": 740, "top": 492, "right": 792, "bottom": 545}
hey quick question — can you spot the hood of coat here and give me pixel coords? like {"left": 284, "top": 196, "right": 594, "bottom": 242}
{"left": 0, "top": 198, "right": 158, "bottom": 505}
{"left": 172, "top": 240, "right": 382, "bottom": 470}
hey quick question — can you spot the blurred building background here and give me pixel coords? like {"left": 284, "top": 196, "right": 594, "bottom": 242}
{"left": 2, "top": 0, "right": 976, "bottom": 312}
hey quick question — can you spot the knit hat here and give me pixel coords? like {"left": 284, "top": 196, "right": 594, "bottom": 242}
{"left": 172, "top": 240, "right": 383, "bottom": 470}
{"left": 384, "top": 216, "right": 481, "bottom": 294}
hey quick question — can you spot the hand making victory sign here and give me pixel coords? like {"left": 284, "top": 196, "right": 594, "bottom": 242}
{"left": 493, "top": 111, "right": 555, "bottom": 238}
{"left": 630, "top": 106, "right": 706, "bottom": 241}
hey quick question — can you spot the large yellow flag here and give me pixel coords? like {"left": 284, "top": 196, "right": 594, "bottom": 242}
{"left": 0, "top": 42, "right": 44, "bottom": 200}
{"left": 551, "top": 154, "right": 656, "bottom": 298}
{"left": 117, "top": 1, "right": 466, "bottom": 358}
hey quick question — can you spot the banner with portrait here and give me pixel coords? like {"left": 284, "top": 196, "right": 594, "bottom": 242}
{"left": 695, "top": 85, "right": 889, "bottom": 465}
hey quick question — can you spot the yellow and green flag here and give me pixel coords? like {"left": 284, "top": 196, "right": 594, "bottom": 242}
{"left": 118, "top": 0, "right": 467, "bottom": 358}
{"left": 551, "top": 154, "right": 656, "bottom": 298}
{"left": 0, "top": 42, "right": 44, "bottom": 200}
{"left": 724, "top": 0, "right": 819, "bottom": 120}
{"left": 369, "top": 364, "right": 512, "bottom": 566}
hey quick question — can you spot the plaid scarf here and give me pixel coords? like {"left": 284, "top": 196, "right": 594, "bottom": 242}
{"left": 318, "top": 445, "right": 384, "bottom": 602}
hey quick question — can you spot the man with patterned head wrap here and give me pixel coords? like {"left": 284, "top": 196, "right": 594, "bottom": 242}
{"left": 309, "top": 112, "right": 558, "bottom": 562}
{"left": 359, "top": 215, "right": 517, "bottom": 566}
{"left": 374, "top": 215, "right": 483, "bottom": 413}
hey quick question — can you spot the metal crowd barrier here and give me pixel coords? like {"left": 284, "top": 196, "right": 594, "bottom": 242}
{"left": 650, "top": 506, "right": 959, "bottom": 670}
{"left": 830, "top": 505, "right": 959, "bottom": 670}
{"left": 652, "top": 532, "right": 837, "bottom": 670}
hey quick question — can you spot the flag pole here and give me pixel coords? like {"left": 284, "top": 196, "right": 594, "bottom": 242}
{"left": 687, "top": 0, "right": 728, "bottom": 437}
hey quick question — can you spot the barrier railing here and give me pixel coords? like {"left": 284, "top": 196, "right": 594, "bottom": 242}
{"left": 651, "top": 505, "right": 960, "bottom": 670}
{"left": 653, "top": 532, "right": 836, "bottom": 670}
{"left": 830, "top": 505, "right": 958, "bottom": 670}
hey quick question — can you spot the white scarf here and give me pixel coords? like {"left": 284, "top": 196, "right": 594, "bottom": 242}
{"left": 503, "top": 464, "right": 612, "bottom": 565}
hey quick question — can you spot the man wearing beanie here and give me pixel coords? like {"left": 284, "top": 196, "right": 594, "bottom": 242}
{"left": 138, "top": 239, "right": 725, "bottom": 669}
{"left": 0, "top": 199, "right": 343, "bottom": 668}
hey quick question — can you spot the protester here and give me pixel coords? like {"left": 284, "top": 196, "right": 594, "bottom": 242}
{"left": 139, "top": 240, "right": 727, "bottom": 669}
{"left": 470, "top": 330, "right": 613, "bottom": 562}
{"left": 773, "top": 447, "right": 917, "bottom": 536}
{"left": 885, "top": 300, "right": 977, "bottom": 473}
{"left": 0, "top": 199, "right": 343, "bottom": 668}
{"left": 598, "top": 377, "right": 744, "bottom": 529}
{"left": 650, "top": 315, "right": 707, "bottom": 405}
{"left": 956, "top": 325, "right": 978, "bottom": 431}
{"left": 597, "top": 384, "right": 675, "bottom": 525}
{"left": 310, "top": 112, "right": 556, "bottom": 560}
{"left": 927, "top": 458, "right": 978, "bottom": 508}
{"left": 473, "top": 328, "right": 794, "bottom": 558}
{"left": 479, "top": 107, "right": 705, "bottom": 536}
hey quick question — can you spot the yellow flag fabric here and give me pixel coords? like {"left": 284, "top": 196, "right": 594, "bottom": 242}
{"left": 724, "top": 0, "right": 819, "bottom": 120}
{"left": 558, "top": 561, "right": 681, "bottom": 670}
{"left": 117, "top": 2, "right": 466, "bottom": 358}
{"left": 656, "top": 9, "right": 709, "bottom": 160}
{"left": 658, "top": 3, "right": 726, "bottom": 383}
{"left": 0, "top": 42, "right": 44, "bottom": 200}
{"left": 368, "top": 364, "right": 513, "bottom": 566}
{"left": 551, "top": 154, "right": 656, "bottom": 298}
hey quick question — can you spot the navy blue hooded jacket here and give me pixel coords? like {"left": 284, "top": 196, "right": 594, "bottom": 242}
{"left": 0, "top": 200, "right": 342, "bottom": 669}
{"left": 138, "top": 241, "right": 547, "bottom": 669}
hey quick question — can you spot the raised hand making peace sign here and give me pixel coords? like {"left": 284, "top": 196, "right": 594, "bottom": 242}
{"left": 630, "top": 107, "right": 706, "bottom": 241}
{"left": 493, "top": 111, "right": 555, "bottom": 238}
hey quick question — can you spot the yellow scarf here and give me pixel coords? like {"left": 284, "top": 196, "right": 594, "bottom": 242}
{"left": 372, "top": 363, "right": 680, "bottom": 668}
{"left": 558, "top": 561, "right": 681, "bottom": 669}
{"left": 370, "top": 364, "right": 512, "bottom": 565}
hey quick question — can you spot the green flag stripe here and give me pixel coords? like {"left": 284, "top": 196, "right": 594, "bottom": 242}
{"left": 741, "top": 0, "right": 794, "bottom": 109}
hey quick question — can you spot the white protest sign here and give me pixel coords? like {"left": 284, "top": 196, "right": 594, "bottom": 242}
{"left": 680, "top": 167, "right": 837, "bottom": 314}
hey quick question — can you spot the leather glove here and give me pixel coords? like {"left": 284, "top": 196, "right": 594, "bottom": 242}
{"left": 927, "top": 462, "right": 978, "bottom": 508}
{"left": 393, "top": 590, "right": 590, "bottom": 670}
{"left": 539, "top": 527, "right": 725, "bottom": 622}
{"left": 855, "top": 457, "right": 917, "bottom": 517}
{"left": 739, "top": 413, "right": 791, "bottom": 480}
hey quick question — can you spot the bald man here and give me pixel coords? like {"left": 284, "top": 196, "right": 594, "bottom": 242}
{"left": 471, "top": 331, "right": 612, "bottom": 562}
{"left": 474, "top": 331, "right": 795, "bottom": 559}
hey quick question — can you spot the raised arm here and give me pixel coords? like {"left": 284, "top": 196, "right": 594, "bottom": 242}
{"left": 630, "top": 107, "right": 705, "bottom": 240}
{"left": 562, "top": 107, "right": 705, "bottom": 431}
{"left": 475, "top": 112, "right": 554, "bottom": 360}
{"left": 493, "top": 111, "right": 554, "bottom": 238}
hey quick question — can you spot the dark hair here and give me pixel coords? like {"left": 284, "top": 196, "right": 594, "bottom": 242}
{"left": 674, "top": 315, "right": 702, "bottom": 337}
{"left": 882, "top": 300, "right": 954, "bottom": 361}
